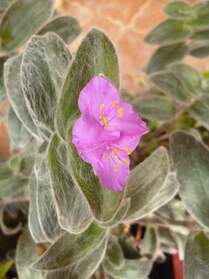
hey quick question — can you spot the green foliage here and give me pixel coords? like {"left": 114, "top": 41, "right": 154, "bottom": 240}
{"left": 0, "top": 259, "right": 13, "bottom": 278}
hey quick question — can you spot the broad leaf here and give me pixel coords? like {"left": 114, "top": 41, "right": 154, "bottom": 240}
{"left": 56, "top": 28, "right": 119, "bottom": 139}
{"left": 38, "top": 16, "right": 81, "bottom": 44}
{"left": 189, "top": 95, "right": 209, "bottom": 130}
{"left": 164, "top": 1, "right": 192, "bottom": 19}
{"left": 140, "top": 226, "right": 158, "bottom": 257}
{"left": 145, "top": 19, "right": 191, "bottom": 45}
{"left": 4, "top": 55, "right": 40, "bottom": 139}
{"left": 32, "top": 223, "right": 106, "bottom": 271}
{"left": 145, "top": 43, "right": 188, "bottom": 74}
{"left": 170, "top": 131, "right": 209, "bottom": 229}
{"left": 133, "top": 96, "right": 177, "bottom": 122}
{"left": 45, "top": 237, "right": 107, "bottom": 279}
{"left": 48, "top": 134, "right": 92, "bottom": 234}
{"left": 104, "top": 258, "right": 152, "bottom": 279}
{"left": 8, "top": 107, "right": 32, "bottom": 148}
{"left": 67, "top": 128, "right": 124, "bottom": 223}
{"left": 124, "top": 147, "right": 179, "bottom": 223}
{"left": 16, "top": 229, "right": 43, "bottom": 279}
{"left": 0, "top": 0, "right": 54, "bottom": 52}
{"left": 184, "top": 232, "right": 209, "bottom": 279}
{"left": 21, "top": 33, "right": 71, "bottom": 136}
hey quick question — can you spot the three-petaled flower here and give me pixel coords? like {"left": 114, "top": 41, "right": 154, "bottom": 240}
{"left": 72, "top": 75, "right": 148, "bottom": 192}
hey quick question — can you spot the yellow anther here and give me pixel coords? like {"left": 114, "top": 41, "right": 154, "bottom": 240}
{"left": 114, "top": 165, "right": 119, "bottom": 171}
{"left": 112, "top": 149, "right": 119, "bottom": 158}
{"left": 113, "top": 102, "right": 119, "bottom": 108}
{"left": 118, "top": 107, "right": 124, "bottom": 117}
{"left": 125, "top": 148, "right": 131, "bottom": 154}
{"left": 121, "top": 159, "right": 128, "bottom": 164}
{"left": 100, "top": 103, "right": 106, "bottom": 111}
{"left": 99, "top": 115, "right": 109, "bottom": 128}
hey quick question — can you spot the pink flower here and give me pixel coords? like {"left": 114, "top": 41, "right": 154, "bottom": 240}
{"left": 72, "top": 76, "right": 148, "bottom": 192}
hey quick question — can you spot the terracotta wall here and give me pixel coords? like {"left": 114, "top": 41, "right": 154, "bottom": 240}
{"left": 57, "top": 0, "right": 207, "bottom": 94}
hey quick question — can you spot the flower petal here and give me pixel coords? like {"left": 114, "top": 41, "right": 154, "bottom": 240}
{"left": 78, "top": 76, "right": 120, "bottom": 120}
{"left": 92, "top": 149, "right": 130, "bottom": 192}
{"left": 109, "top": 102, "right": 148, "bottom": 136}
{"left": 72, "top": 115, "right": 119, "bottom": 163}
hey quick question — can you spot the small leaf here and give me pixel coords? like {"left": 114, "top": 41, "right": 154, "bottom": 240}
{"left": 187, "top": 2, "right": 209, "bottom": 30}
{"left": 7, "top": 107, "right": 32, "bottom": 148}
{"left": 145, "top": 19, "right": 191, "bottom": 45}
{"left": 124, "top": 147, "right": 179, "bottom": 223}
{"left": 45, "top": 237, "right": 107, "bottom": 279}
{"left": 21, "top": 33, "right": 71, "bottom": 136}
{"left": 145, "top": 43, "right": 188, "bottom": 74}
{"left": 16, "top": 229, "right": 43, "bottom": 279}
{"left": 106, "top": 236, "right": 124, "bottom": 269}
{"left": 133, "top": 96, "right": 177, "bottom": 122}
{"left": 0, "top": 0, "right": 54, "bottom": 52}
{"left": 184, "top": 232, "right": 209, "bottom": 279}
{"left": 140, "top": 226, "right": 158, "bottom": 258}
{"left": 189, "top": 95, "right": 209, "bottom": 130}
{"left": 32, "top": 223, "right": 106, "bottom": 271}
{"left": 170, "top": 131, "right": 209, "bottom": 229}
{"left": 191, "top": 29, "right": 209, "bottom": 41}
{"left": 189, "top": 41, "right": 209, "bottom": 58}
{"left": 38, "top": 16, "right": 81, "bottom": 44}
{"left": 164, "top": 1, "right": 192, "bottom": 19}
{"left": 104, "top": 258, "right": 152, "bottom": 279}
{"left": 4, "top": 55, "right": 40, "bottom": 139}
{"left": 48, "top": 133, "right": 92, "bottom": 234}
{"left": 56, "top": 28, "right": 119, "bottom": 139}
{"left": 67, "top": 128, "right": 124, "bottom": 223}
{"left": 0, "top": 259, "right": 13, "bottom": 278}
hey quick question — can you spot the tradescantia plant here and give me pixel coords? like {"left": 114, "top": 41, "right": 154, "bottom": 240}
{"left": 0, "top": 0, "right": 209, "bottom": 278}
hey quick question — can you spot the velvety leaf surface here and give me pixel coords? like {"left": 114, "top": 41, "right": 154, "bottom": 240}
{"left": 189, "top": 95, "right": 209, "bottom": 130}
{"left": 16, "top": 229, "right": 43, "bottom": 279}
{"left": 8, "top": 107, "right": 32, "bottom": 148}
{"left": 140, "top": 226, "right": 158, "bottom": 257}
{"left": 187, "top": 2, "right": 209, "bottom": 30}
{"left": 56, "top": 28, "right": 119, "bottom": 139}
{"left": 104, "top": 258, "right": 152, "bottom": 279}
{"left": 184, "top": 232, "right": 209, "bottom": 279}
{"left": 124, "top": 148, "right": 179, "bottom": 223}
{"left": 170, "top": 131, "right": 209, "bottom": 229}
{"left": 0, "top": 0, "right": 54, "bottom": 52}
{"left": 33, "top": 148, "right": 63, "bottom": 242}
{"left": 4, "top": 55, "right": 40, "bottom": 139}
{"left": 0, "top": 0, "right": 12, "bottom": 12}
{"left": 48, "top": 134, "right": 92, "bottom": 234}
{"left": 133, "top": 96, "right": 177, "bottom": 122}
{"left": 38, "top": 16, "right": 81, "bottom": 44}
{"left": 189, "top": 42, "right": 209, "bottom": 58}
{"left": 145, "top": 19, "right": 191, "bottom": 45}
{"left": 145, "top": 43, "right": 188, "bottom": 74}
{"left": 32, "top": 223, "right": 106, "bottom": 271}
{"left": 45, "top": 238, "right": 107, "bottom": 279}
{"left": 67, "top": 128, "right": 124, "bottom": 223}
{"left": 21, "top": 33, "right": 71, "bottom": 135}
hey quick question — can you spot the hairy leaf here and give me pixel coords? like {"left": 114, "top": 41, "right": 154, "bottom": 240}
{"left": 38, "top": 16, "right": 81, "bottom": 44}
{"left": 56, "top": 28, "right": 119, "bottom": 139}
{"left": 124, "top": 147, "right": 179, "bottom": 223}
{"left": 184, "top": 232, "right": 209, "bottom": 279}
{"left": 140, "top": 226, "right": 158, "bottom": 257}
{"left": 189, "top": 41, "right": 209, "bottom": 58}
{"left": 32, "top": 223, "right": 106, "bottom": 271}
{"left": 171, "top": 131, "right": 209, "bottom": 229}
{"left": 48, "top": 134, "right": 92, "bottom": 234}
{"left": 21, "top": 33, "right": 71, "bottom": 136}
{"left": 189, "top": 95, "right": 209, "bottom": 130}
{"left": 164, "top": 1, "right": 192, "bottom": 19}
{"left": 0, "top": 0, "right": 54, "bottom": 52}
{"left": 106, "top": 236, "right": 124, "bottom": 269}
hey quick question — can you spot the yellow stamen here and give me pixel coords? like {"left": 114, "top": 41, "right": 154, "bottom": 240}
{"left": 118, "top": 107, "right": 124, "bottom": 117}
{"left": 121, "top": 159, "right": 128, "bottom": 164}
{"left": 113, "top": 102, "right": 119, "bottom": 108}
{"left": 125, "top": 148, "right": 131, "bottom": 154}
{"left": 112, "top": 149, "right": 119, "bottom": 158}
{"left": 99, "top": 115, "right": 109, "bottom": 128}
{"left": 114, "top": 165, "right": 119, "bottom": 171}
